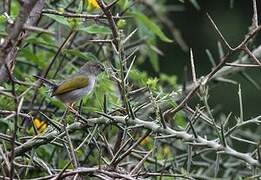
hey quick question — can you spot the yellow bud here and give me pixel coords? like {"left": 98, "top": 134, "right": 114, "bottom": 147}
{"left": 117, "top": 19, "right": 127, "bottom": 29}
{"left": 57, "top": 7, "right": 65, "bottom": 14}
{"left": 88, "top": 0, "right": 100, "bottom": 10}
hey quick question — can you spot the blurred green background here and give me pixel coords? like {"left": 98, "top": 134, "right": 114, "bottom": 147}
{"left": 151, "top": 0, "right": 261, "bottom": 119}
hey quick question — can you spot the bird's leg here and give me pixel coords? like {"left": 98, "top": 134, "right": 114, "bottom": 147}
{"left": 66, "top": 103, "right": 79, "bottom": 116}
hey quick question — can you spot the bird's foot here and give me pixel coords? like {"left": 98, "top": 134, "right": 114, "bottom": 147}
{"left": 66, "top": 104, "right": 80, "bottom": 116}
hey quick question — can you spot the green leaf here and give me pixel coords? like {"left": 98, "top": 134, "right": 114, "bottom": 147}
{"left": 0, "top": 118, "right": 11, "bottom": 132}
{"left": 129, "top": 69, "right": 149, "bottom": 86}
{"left": 0, "top": 15, "right": 7, "bottom": 33}
{"left": 26, "top": 36, "right": 57, "bottom": 48}
{"left": 0, "top": 95, "right": 15, "bottom": 111}
{"left": 78, "top": 24, "right": 111, "bottom": 34}
{"left": 160, "top": 74, "right": 177, "bottom": 88}
{"left": 147, "top": 78, "right": 159, "bottom": 90}
{"left": 45, "top": 14, "right": 70, "bottom": 26}
{"left": 118, "top": 0, "right": 129, "bottom": 9}
{"left": 117, "top": 19, "right": 127, "bottom": 29}
{"left": 148, "top": 46, "right": 159, "bottom": 72}
{"left": 63, "top": 49, "right": 97, "bottom": 61}
{"left": 68, "top": 18, "right": 83, "bottom": 29}
{"left": 132, "top": 12, "right": 173, "bottom": 43}
{"left": 77, "top": 0, "right": 84, "bottom": 12}
{"left": 11, "top": 1, "right": 20, "bottom": 17}
{"left": 175, "top": 112, "right": 187, "bottom": 128}
{"left": 93, "top": 74, "right": 119, "bottom": 111}
{"left": 0, "top": 15, "right": 7, "bottom": 24}
{"left": 20, "top": 48, "right": 47, "bottom": 67}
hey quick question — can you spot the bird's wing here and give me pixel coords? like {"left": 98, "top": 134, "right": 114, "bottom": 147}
{"left": 52, "top": 75, "right": 89, "bottom": 96}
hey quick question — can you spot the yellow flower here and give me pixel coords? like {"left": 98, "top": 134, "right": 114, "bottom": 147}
{"left": 88, "top": 0, "right": 100, "bottom": 9}
{"left": 33, "top": 118, "right": 48, "bottom": 133}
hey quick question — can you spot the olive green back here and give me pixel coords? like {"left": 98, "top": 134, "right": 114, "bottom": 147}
{"left": 52, "top": 75, "right": 89, "bottom": 96}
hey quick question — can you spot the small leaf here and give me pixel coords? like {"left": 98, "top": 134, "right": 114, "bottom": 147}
{"left": 129, "top": 70, "right": 149, "bottom": 86}
{"left": 160, "top": 74, "right": 177, "bottom": 88}
{"left": 117, "top": 19, "right": 127, "bottom": 28}
{"left": 118, "top": 0, "right": 129, "bottom": 9}
{"left": 26, "top": 36, "right": 57, "bottom": 48}
{"left": 68, "top": 18, "right": 82, "bottom": 29}
{"left": 78, "top": 24, "right": 111, "bottom": 34}
{"left": 132, "top": 12, "right": 173, "bottom": 43}
{"left": 11, "top": 1, "right": 20, "bottom": 17}
{"left": 175, "top": 112, "right": 187, "bottom": 128}
{"left": 0, "top": 15, "right": 7, "bottom": 33}
{"left": 0, "top": 15, "right": 7, "bottom": 24}
{"left": 20, "top": 48, "right": 47, "bottom": 67}
{"left": 45, "top": 14, "right": 70, "bottom": 26}
{"left": 147, "top": 78, "right": 159, "bottom": 90}
{"left": 148, "top": 47, "right": 159, "bottom": 72}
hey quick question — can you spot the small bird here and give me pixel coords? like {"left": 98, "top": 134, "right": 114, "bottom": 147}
{"left": 34, "top": 62, "right": 104, "bottom": 108}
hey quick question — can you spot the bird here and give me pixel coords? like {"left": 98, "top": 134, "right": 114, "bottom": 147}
{"left": 34, "top": 62, "right": 104, "bottom": 110}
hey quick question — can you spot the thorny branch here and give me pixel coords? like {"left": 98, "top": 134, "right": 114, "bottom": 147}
{"left": 0, "top": 0, "right": 45, "bottom": 81}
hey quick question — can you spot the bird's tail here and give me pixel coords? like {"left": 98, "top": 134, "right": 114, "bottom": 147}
{"left": 33, "top": 75, "right": 57, "bottom": 89}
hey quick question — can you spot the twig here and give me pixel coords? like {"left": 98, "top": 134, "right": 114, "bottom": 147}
{"left": 5, "top": 63, "right": 19, "bottom": 180}
{"left": 4, "top": 114, "right": 261, "bottom": 168}
{"left": 130, "top": 149, "right": 153, "bottom": 175}
{"left": 206, "top": 13, "right": 232, "bottom": 50}
{"left": 0, "top": 0, "right": 44, "bottom": 82}
{"left": 96, "top": 0, "right": 119, "bottom": 49}
{"left": 242, "top": 45, "right": 261, "bottom": 65}
{"left": 42, "top": 9, "right": 128, "bottom": 20}
{"left": 238, "top": 84, "right": 244, "bottom": 123}
{"left": 189, "top": 48, "right": 197, "bottom": 84}
{"left": 225, "top": 62, "right": 261, "bottom": 67}
{"left": 111, "top": 130, "right": 151, "bottom": 167}
{"left": 252, "top": 0, "right": 259, "bottom": 28}
{"left": 61, "top": 108, "right": 79, "bottom": 168}
{"left": 24, "top": 25, "right": 55, "bottom": 35}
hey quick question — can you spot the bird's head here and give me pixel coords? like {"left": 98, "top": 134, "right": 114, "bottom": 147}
{"left": 79, "top": 62, "right": 105, "bottom": 76}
